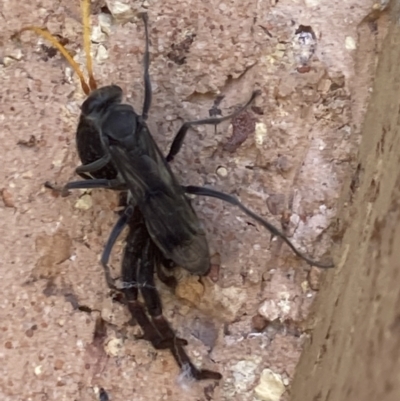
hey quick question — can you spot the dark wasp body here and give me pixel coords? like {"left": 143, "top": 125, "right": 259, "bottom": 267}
{"left": 19, "top": 0, "right": 333, "bottom": 384}
{"left": 59, "top": 12, "right": 223, "bottom": 379}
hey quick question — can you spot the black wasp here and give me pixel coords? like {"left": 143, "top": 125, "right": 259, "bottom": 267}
{"left": 16, "top": 0, "right": 333, "bottom": 382}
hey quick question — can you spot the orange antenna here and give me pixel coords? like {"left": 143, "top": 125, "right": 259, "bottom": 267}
{"left": 14, "top": 0, "right": 99, "bottom": 96}
{"left": 81, "top": 0, "right": 97, "bottom": 91}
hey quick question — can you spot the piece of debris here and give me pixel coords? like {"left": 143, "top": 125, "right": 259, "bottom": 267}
{"left": 255, "top": 122, "right": 268, "bottom": 147}
{"left": 1, "top": 188, "right": 15, "bottom": 208}
{"left": 258, "top": 293, "right": 292, "bottom": 321}
{"left": 209, "top": 94, "right": 225, "bottom": 117}
{"left": 216, "top": 166, "right": 228, "bottom": 177}
{"left": 254, "top": 368, "right": 286, "bottom": 401}
{"left": 105, "top": 0, "right": 136, "bottom": 23}
{"left": 167, "top": 33, "right": 196, "bottom": 65}
{"left": 224, "top": 110, "right": 257, "bottom": 153}
{"left": 175, "top": 276, "right": 205, "bottom": 305}
{"left": 251, "top": 105, "right": 264, "bottom": 115}
{"left": 293, "top": 25, "right": 317, "bottom": 71}
{"left": 252, "top": 314, "right": 268, "bottom": 332}
{"left": 17, "top": 135, "right": 38, "bottom": 148}
{"left": 75, "top": 194, "right": 93, "bottom": 210}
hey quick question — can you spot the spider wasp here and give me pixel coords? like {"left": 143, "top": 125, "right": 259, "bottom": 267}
{"left": 15, "top": 0, "right": 333, "bottom": 383}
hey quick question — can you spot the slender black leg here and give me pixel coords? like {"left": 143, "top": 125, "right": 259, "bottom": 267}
{"left": 139, "top": 240, "right": 221, "bottom": 380}
{"left": 121, "top": 214, "right": 170, "bottom": 348}
{"left": 100, "top": 205, "right": 134, "bottom": 289}
{"left": 138, "top": 240, "right": 187, "bottom": 348}
{"left": 45, "top": 179, "right": 124, "bottom": 197}
{"left": 75, "top": 155, "right": 111, "bottom": 174}
{"left": 141, "top": 13, "right": 152, "bottom": 121}
{"left": 119, "top": 209, "right": 187, "bottom": 349}
{"left": 64, "top": 178, "right": 126, "bottom": 191}
{"left": 166, "top": 90, "right": 260, "bottom": 162}
{"left": 168, "top": 342, "right": 222, "bottom": 381}
{"left": 183, "top": 185, "right": 334, "bottom": 269}
{"left": 45, "top": 174, "right": 125, "bottom": 196}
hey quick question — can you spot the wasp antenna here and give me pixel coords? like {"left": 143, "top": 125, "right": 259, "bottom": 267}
{"left": 17, "top": 26, "right": 91, "bottom": 95}
{"left": 81, "top": 0, "right": 97, "bottom": 91}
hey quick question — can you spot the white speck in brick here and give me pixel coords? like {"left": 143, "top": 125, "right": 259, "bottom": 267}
{"left": 254, "top": 369, "right": 285, "bottom": 401}
{"left": 105, "top": 337, "right": 124, "bottom": 356}
{"left": 345, "top": 36, "right": 356, "bottom": 50}
{"left": 217, "top": 166, "right": 228, "bottom": 177}
{"left": 255, "top": 122, "right": 267, "bottom": 146}
{"left": 96, "top": 45, "right": 109, "bottom": 64}
{"left": 74, "top": 194, "right": 93, "bottom": 210}
{"left": 34, "top": 365, "right": 42, "bottom": 376}
{"left": 304, "top": 0, "right": 321, "bottom": 6}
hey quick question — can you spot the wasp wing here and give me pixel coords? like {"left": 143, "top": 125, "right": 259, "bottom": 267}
{"left": 103, "top": 106, "right": 210, "bottom": 274}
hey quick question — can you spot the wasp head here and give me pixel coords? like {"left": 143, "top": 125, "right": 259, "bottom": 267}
{"left": 81, "top": 85, "right": 123, "bottom": 122}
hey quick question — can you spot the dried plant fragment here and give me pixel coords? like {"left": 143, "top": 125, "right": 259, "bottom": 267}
{"left": 224, "top": 110, "right": 257, "bottom": 153}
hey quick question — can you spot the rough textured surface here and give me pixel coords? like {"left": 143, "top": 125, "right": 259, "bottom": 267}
{"left": 0, "top": 0, "right": 382, "bottom": 400}
{"left": 290, "top": 3, "right": 400, "bottom": 401}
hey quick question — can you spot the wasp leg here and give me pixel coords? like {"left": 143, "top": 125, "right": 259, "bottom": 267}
{"left": 183, "top": 185, "right": 334, "bottom": 269}
{"left": 100, "top": 205, "right": 134, "bottom": 289}
{"left": 138, "top": 240, "right": 187, "bottom": 348}
{"left": 45, "top": 179, "right": 123, "bottom": 197}
{"left": 64, "top": 178, "right": 126, "bottom": 192}
{"left": 122, "top": 210, "right": 187, "bottom": 349}
{"left": 81, "top": 0, "right": 97, "bottom": 92}
{"left": 166, "top": 90, "right": 260, "bottom": 162}
{"left": 139, "top": 240, "right": 221, "bottom": 380}
{"left": 121, "top": 216, "right": 168, "bottom": 347}
{"left": 75, "top": 155, "right": 111, "bottom": 175}
{"left": 168, "top": 340, "right": 222, "bottom": 381}
{"left": 141, "top": 13, "right": 152, "bottom": 121}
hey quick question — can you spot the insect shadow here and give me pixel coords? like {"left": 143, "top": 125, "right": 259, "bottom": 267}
{"left": 15, "top": 0, "right": 334, "bottom": 382}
